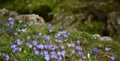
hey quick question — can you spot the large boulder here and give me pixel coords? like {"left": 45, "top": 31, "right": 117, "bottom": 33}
{"left": 52, "top": 1, "right": 108, "bottom": 35}
{"left": 15, "top": 14, "right": 45, "bottom": 26}
{"left": 107, "top": 12, "right": 120, "bottom": 41}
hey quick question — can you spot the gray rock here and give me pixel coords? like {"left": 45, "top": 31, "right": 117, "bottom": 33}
{"left": 100, "top": 36, "right": 113, "bottom": 41}
{"left": 15, "top": 14, "right": 45, "bottom": 26}
{"left": 0, "top": 8, "right": 18, "bottom": 17}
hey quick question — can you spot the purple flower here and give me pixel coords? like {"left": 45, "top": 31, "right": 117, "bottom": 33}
{"left": 44, "top": 55, "right": 50, "bottom": 61}
{"left": 44, "top": 44, "right": 48, "bottom": 49}
{"left": 50, "top": 54, "right": 58, "bottom": 59}
{"left": 11, "top": 44, "right": 16, "bottom": 49}
{"left": 57, "top": 56, "right": 63, "bottom": 61}
{"left": 47, "top": 24, "right": 51, "bottom": 28}
{"left": 78, "top": 51, "right": 84, "bottom": 57}
{"left": 35, "top": 35, "right": 39, "bottom": 39}
{"left": 34, "top": 50, "right": 39, "bottom": 55}
{"left": 67, "top": 43, "right": 75, "bottom": 47}
{"left": 105, "top": 47, "right": 111, "bottom": 52}
{"left": 19, "top": 20, "right": 22, "bottom": 23}
{"left": 26, "top": 42, "right": 32, "bottom": 48}
{"left": 49, "top": 29, "right": 53, "bottom": 33}
{"left": 12, "top": 47, "right": 21, "bottom": 53}
{"left": 44, "top": 36, "right": 51, "bottom": 41}
{"left": 36, "top": 44, "right": 44, "bottom": 49}
{"left": 110, "top": 56, "right": 115, "bottom": 61}
{"left": 55, "top": 39, "right": 62, "bottom": 43}
{"left": 27, "top": 36, "right": 31, "bottom": 40}
{"left": 33, "top": 40, "right": 38, "bottom": 46}
{"left": 43, "top": 51, "right": 48, "bottom": 55}
{"left": 51, "top": 45, "right": 57, "bottom": 51}
{"left": 8, "top": 17, "right": 14, "bottom": 27}
{"left": 16, "top": 39, "right": 22, "bottom": 45}
{"left": 71, "top": 50, "right": 75, "bottom": 55}
{"left": 0, "top": 22, "right": 4, "bottom": 26}
{"left": 93, "top": 48, "right": 98, "bottom": 54}
{"left": 57, "top": 51, "right": 66, "bottom": 56}
{"left": 61, "top": 51, "right": 66, "bottom": 56}
{"left": 57, "top": 51, "right": 61, "bottom": 56}
{"left": 77, "top": 40, "right": 80, "bottom": 45}
{"left": 40, "top": 51, "right": 44, "bottom": 56}
{"left": 14, "top": 58, "right": 19, "bottom": 61}
{"left": 18, "top": 47, "right": 22, "bottom": 52}
{"left": 5, "top": 55, "right": 9, "bottom": 61}
{"left": 14, "top": 32, "right": 18, "bottom": 35}
{"left": 33, "top": 47, "right": 37, "bottom": 51}
{"left": 50, "top": 51, "right": 58, "bottom": 59}
{"left": 8, "top": 17, "right": 14, "bottom": 22}
{"left": 61, "top": 46, "right": 65, "bottom": 50}
{"left": 76, "top": 46, "right": 82, "bottom": 51}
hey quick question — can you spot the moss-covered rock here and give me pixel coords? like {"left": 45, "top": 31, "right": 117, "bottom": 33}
{"left": 0, "top": 0, "right": 56, "bottom": 22}
{"left": 51, "top": 1, "right": 120, "bottom": 41}
{"left": 14, "top": 14, "right": 45, "bottom": 26}
{"left": 107, "top": 12, "right": 120, "bottom": 41}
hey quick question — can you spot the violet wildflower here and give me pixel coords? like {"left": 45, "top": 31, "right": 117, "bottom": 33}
{"left": 44, "top": 36, "right": 51, "bottom": 42}
{"left": 5, "top": 55, "right": 9, "bottom": 61}
{"left": 8, "top": 17, "right": 14, "bottom": 27}
{"left": 33, "top": 47, "right": 37, "bottom": 51}
{"left": 49, "top": 29, "right": 53, "bottom": 33}
{"left": 16, "top": 39, "right": 22, "bottom": 45}
{"left": 76, "top": 46, "right": 82, "bottom": 51}
{"left": 34, "top": 50, "right": 39, "bottom": 55}
{"left": 48, "top": 44, "right": 53, "bottom": 50}
{"left": 33, "top": 40, "right": 38, "bottom": 46}
{"left": 105, "top": 47, "right": 111, "bottom": 52}
{"left": 27, "top": 36, "right": 31, "bottom": 40}
{"left": 43, "top": 51, "right": 48, "bottom": 55}
{"left": 0, "top": 22, "right": 4, "bottom": 26}
{"left": 51, "top": 45, "right": 57, "bottom": 51}
{"left": 61, "top": 46, "right": 65, "bottom": 50}
{"left": 36, "top": 44, "right": 44, "bottom": 49}
{"left": 110, "top": 56, "right": 115, "bottom": 61}
{"left": 57, "top": 51, "right": 61, "bottom": 56}
{"left": 26, "top": 42, "right": 32, "bottom": 48}
{"left": 35, "top": 35, "right": 39, "bottom": 39}
{"left": 11, "top": 44, "right": 16, "bottom": 49}
{"left": 77, "top": 40, "right": 80, "bottom": 45}
{"left": 40, "top": 51, "right": 44, "bottom": 56}
{"left": 44, "top": 55, "right": 50, "bottom": 61}
{"left": 14, "top": 58, "right": 19, "bottom": 61}
{"left": 71, "top": 50, "right": 75, "bottom": 55}
{"left": 19, "top": 20, "right": 22, "bottom": 24}
{"left": 12, "top": 47, "right": 19, "bottom": 53}
{"left": 78, "top": 51, "right": 84, "bottom": 58}
{"left": 8, "top": 17, "right": 14, "bottom": 22}
{"left": 14, "top": 32, "right": 18, "bottom": 35}
{"left": 44, "top": 44, "right": 48, "bottom": 49}
{"left": 93, "top": 48, "right": 98, "bottom": 54}
{"left": 18, "top": 47, "right": 22, "bottom": 52}
{"left": 12, "top": 47, "right": 22, "bottom": 53}
{"left": 55, "top": 38, "right": 62, "bottom": 43}
{"left": 57, "top": 56, "right": 63, "bottom": 61}
{"left": 47, "top": 24, "right": 51, "bottom": 28}
{"left": 61, "top": 50, "right": 66, "bottom": 56}
{"left": 50, "top": 53, "right": 58, "bottom": 59}
{"left": 67, "top": 43, "right": 75, "bottom": 47}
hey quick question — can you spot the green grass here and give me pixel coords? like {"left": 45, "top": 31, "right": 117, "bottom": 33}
{"left": 0, "top": 17, "right": 120, "bottom": 61}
